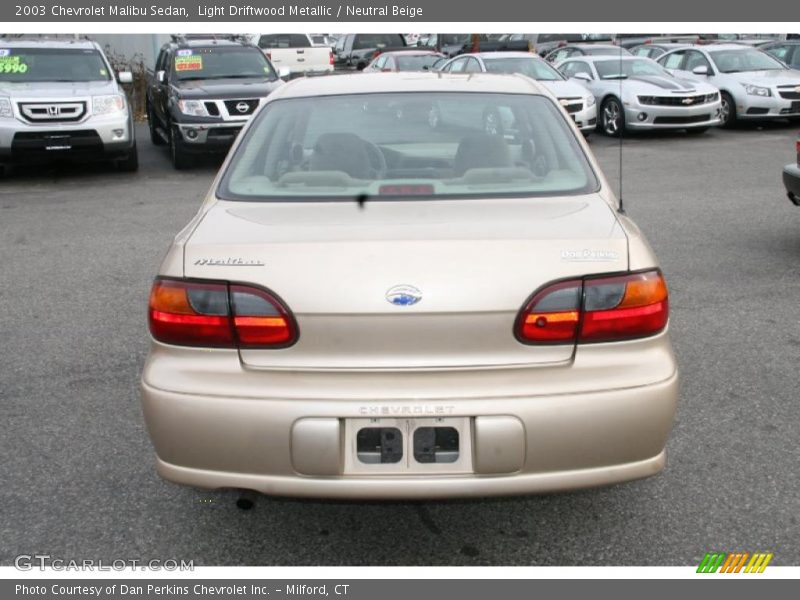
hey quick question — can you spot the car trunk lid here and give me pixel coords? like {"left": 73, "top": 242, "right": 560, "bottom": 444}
{"left": 184, "top": 196, "right": 628, "bottom": 369}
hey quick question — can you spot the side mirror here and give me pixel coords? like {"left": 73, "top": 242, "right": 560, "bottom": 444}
{"left": 117, "top": 71, "right": 133, "bottom": 84}
{"left": 573, "top": 72, "right": 592, "bottom": 82}
{"left": 156, "top": 70, "right": 166, "bottom": 83}
{"left": 278, "top": 66, "right": 291, "bottom": 80}
{"left": 692, "top": 65, "right": 710, "bottom": 75}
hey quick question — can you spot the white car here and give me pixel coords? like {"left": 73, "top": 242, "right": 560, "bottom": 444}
{"left": 439, "top": 52, "right": 597, "bottom": 133}
{"left": 141, "top": 72, "right": 678, "bottom": 500}
{"left": 657, "top": 44, "right": 800, "bottom": 126}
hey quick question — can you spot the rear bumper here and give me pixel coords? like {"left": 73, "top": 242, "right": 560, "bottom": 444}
{"left": 140, "top": 335, "right": 679, "bottom": 499}
{"left": 784, "top": 163, "right": 800, "bottom": 205}
{"left": 154, "top": 449, "right": 668, "bottom": 500}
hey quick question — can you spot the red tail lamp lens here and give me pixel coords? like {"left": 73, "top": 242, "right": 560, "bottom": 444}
{"left": 516, "top": 270, "right": 669, "bottom": 345}
{"left": 579, "top": 271, "right": 668, "bottom": 342}
{"left": 230, "top": 285, "right": 295, "bottom": 348}
{"left": 148, "top": 279, "right": 297, "bottom": 349}
{"left": 517, "top": 280, "right": 582, "bottom": 343}
{"left": 148, "top": 280, "right": 234, "bottom": 347}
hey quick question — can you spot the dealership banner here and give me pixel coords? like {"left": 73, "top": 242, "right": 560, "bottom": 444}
{"left": 4, "top": 579, "right": 799, "bottom": 598}
{"left": 2, "top": 0, "right": 799, "bottom": 22}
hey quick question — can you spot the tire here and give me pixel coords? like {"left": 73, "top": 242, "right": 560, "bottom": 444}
{"left": 169, "top": 125, "right": 192, "bottom": 170}
{"left": 116, "top": 142, "right": 139, "bottom": 172}
{"left": 148, "top": 104, "right": 166, "bottom": 146}
{"left": 600, "top": 97, "right": 625, "bottom": 137}
{"left": 719, "top": 92, "right": 736, "bottom": 127}
{"left": 685, "top": 127, "right": 709, "bottom": 135}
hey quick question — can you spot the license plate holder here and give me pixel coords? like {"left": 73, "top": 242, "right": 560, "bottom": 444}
{"left": 343, "top": 416, "right": 473, "bottom": 475}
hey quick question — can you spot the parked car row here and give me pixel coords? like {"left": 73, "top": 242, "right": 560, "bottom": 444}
{"left": 1, "top": 35, "right": 799, "bottom": 177}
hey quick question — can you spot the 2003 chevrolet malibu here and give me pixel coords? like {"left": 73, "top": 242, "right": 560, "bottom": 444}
{"left": 141, "top": 72, "right": 678, "bottom": 500}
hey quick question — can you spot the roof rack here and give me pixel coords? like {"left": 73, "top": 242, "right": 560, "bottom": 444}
{"left": 170, "top": 34, "right": 250, "bottom": 46}
{"left": 0, "top": 33, "right": 92, "bottom": 42}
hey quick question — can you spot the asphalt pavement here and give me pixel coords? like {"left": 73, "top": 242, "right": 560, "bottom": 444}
{"left": 1, "top": 121, "right": 799, "bottom": 566}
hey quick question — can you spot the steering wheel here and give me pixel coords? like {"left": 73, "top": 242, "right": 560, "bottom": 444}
{"left": 363, "top": 141, "right": 387, "bottom": 179}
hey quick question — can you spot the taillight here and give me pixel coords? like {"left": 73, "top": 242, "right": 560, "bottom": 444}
{"left": 230, "top": 284, "right": 296, "bottom": 348}
{"left": 580, "top": 270, "right": 668, "bottom": 343}
{"left": 516, "top": 270, "right": 669, "bottom": 345}
{"left": 515, "top": 280, "right": 582, "bottom": 343}
{"left": 795, "top": 137, "right": 799, "bottom": 164}
{"left": 329, "top": 50, "right": 334, "bottom": 65}
{"left": 148, "top": 279, "right": 297, "bottom": 349}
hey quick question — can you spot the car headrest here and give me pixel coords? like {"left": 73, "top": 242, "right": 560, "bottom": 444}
{"left": 454, "top": 132, "right": 513, "bottom": 176}
{"left": 309, "top": 132, "right": 374, "bottom": 180}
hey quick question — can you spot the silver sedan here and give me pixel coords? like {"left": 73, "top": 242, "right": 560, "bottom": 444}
{"left": 657, "top": 44, "right": 800, "bottom": 126}
{"left": 557, "top": 55, "right": 722, "bottom": 136}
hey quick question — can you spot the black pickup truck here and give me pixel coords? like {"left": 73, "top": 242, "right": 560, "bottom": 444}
{"left": 146, "top": 36, "right": 284, "bottom": 169}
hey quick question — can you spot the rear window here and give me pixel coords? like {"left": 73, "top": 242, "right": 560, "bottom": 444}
{"left": 218, "top": 92, "right": 598, "bottom": 202}
{"left": 0, "top": 47, "right": 110, "bottom": 82}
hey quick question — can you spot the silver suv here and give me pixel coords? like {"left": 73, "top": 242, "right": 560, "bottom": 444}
{"left": 0, "top": 37, "right": 137, "bottom": 175}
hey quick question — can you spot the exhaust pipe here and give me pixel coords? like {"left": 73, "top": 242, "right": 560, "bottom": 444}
{"left": 235, "top": 489, "right": 259, "bottom": 511}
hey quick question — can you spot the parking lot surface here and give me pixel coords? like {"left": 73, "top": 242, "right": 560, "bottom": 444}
{"left": 1, "top": 122, "right": 799, "bottom": 566}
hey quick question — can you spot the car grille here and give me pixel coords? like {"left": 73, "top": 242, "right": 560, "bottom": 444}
{"left": 777, "top": 87, "right": 800, "bottom": 100}
{"left": 204, "top": 102, "right": 221, "bottom": 117}
{"left": 558, "top": 97, "right": 583, "bottom": 114}
{"left": 638, "top": 93, "right": 718, "bottom": 106}
{"left": 17, "top": 101, "right": 86, "bottom": 123}
{"left": 11, "top": 129, "right": 102, "bottom": 153}
{"left": 653, "top": 114, "right": 712, "bottom": 125}
{"left": 224, "top": 99, "right": 260, "bottom": 116}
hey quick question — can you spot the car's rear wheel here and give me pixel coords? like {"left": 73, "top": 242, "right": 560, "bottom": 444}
{"left": 719, "top": 92, "right": 736, "bottom": 127}
{"left": 170, "top": 125, "right": 192, "bottom": 170}
{"left": 148, "top": 104, "right": 166, "bottom": 146}
{"left": 600, "top": 97, "right": 625, "bottom": 137}
{"left": 116, "top": 142, "right": 139, "bottom": 172}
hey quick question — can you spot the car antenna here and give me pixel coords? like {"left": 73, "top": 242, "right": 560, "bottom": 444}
{"left": 617, "top": 44, "right": 625, "bottom": 215}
